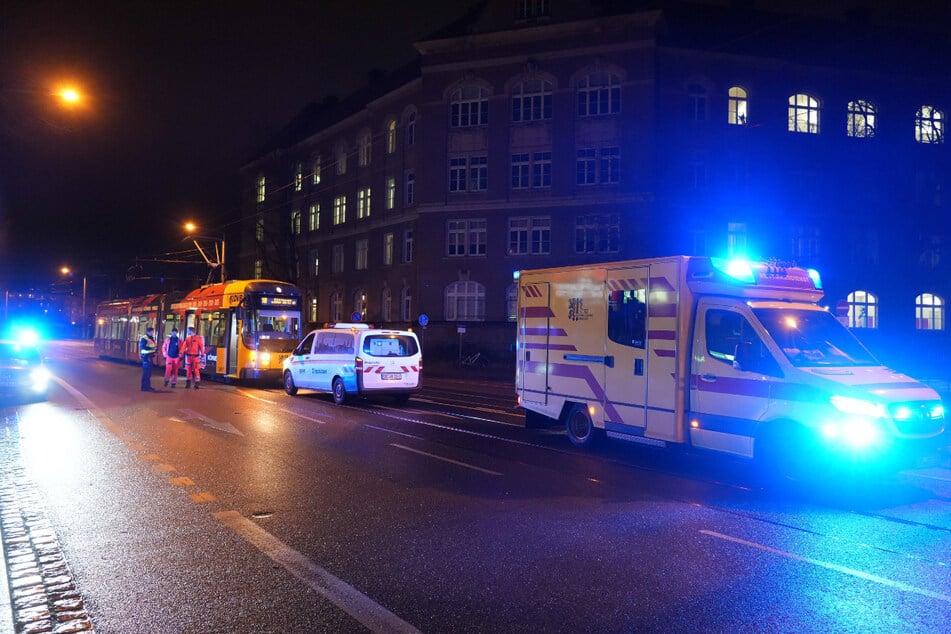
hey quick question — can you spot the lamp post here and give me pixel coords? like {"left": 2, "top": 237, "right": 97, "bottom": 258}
{"left": 184, "top": 222, "right": 226, "bottom": 284}
{"left": 59, "top": 266, "right": 87, "bottom": 339}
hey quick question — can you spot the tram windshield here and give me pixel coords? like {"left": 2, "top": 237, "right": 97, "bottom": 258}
{"left": 245, "top": 309, "right": 301, "bottom": 347}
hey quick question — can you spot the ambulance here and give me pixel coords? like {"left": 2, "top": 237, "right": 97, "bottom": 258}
{"left": 515, "top": 256, "right": 945, "bottom": 471}
{"left": 282, "top": 323, "right": 421, "bottom": 405}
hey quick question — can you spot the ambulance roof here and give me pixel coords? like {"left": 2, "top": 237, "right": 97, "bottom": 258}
{"left": 686, "top": 257, "right": 823, "bottom": 303}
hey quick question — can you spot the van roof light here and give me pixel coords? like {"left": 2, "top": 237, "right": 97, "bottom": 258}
{"left": 711, "top": 257, "right": 755, "bottom": 284}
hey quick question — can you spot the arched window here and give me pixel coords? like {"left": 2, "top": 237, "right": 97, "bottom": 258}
{"left": 386, "top": 119, "right": 397, "bottom": 154}
{"left": 788, "top": 93, "right": 820, "bottom": 134}
{"left": 687, "top": 84, "right": 707, "bottom": 121}
{"left": 916, "top": 105, "right": 945, "bottom": 144}
{"left": 358, "top": 130, "right": 372, "bottom": 167}
{"left": 311, "top": 155, "right": 321, "bottom": 185}
{"left": 330, "top": 292, "right": 342, "bottom": 322}
{"left": 445, "top": 281, "right": 486, "bottom": 321}
{"left": 381, "top": 287, "right": 392, "bottom": 322}
{"left": 727, "top": 86, "right": 748, "bottom": 125}
{"left": 450, "top": 85, "right": 489, "bottom": 128}
{"left": 577, "top": 71, "right": 620, "bottom": 116}
{"left": 353, "top": 289, "right": 367, "bottom": 321}
{"left": 915, "top": 293, "right": 944, "bottom": 330}
{"left": 512, "top": 79, "right": 552, "bottom": 122}
{"left": 506, "top": 284, "right": 518, "bottom": 322}
{"left": 847, "top": 290, "right": 878, "bottom": 329}
{"left": 405, "top": 111, "right": 416, "bottom": 146}
{"left": 400, "top": 287, "right": 412, "bottom": 321}
{"left": 847, "top": 99, "right": 876, "bottom": 138}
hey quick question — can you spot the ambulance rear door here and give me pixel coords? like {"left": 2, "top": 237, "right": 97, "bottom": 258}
{"left": 517, "top": 278, "right": 551, "bottom": 405}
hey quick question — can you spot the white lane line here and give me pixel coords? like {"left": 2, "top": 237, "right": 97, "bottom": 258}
{"left": 390, "top": 443, "right": 503, "bottom": 476}
{"left": 701, "top": 529, "right": 951, "bottom": 603}
{"left": 280, "top": 408, "right": 329, "bottom": 425}
{"left": 214, "top": 510, "right": 420, "bottom": 634}
{"left": 238, "top": 389, "right": 278, "bottom": 404}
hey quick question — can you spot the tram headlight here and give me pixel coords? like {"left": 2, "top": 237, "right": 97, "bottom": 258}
{"left": 259, "top": 352, "right": 271, "bottom": 367}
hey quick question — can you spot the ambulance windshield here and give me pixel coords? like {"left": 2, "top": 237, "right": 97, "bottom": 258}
{"left": 753, "top": 308, "right": 879, "bottom": 368}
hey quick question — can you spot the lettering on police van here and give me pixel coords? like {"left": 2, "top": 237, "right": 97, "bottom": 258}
{"left": 568, "top": 297, "right": 591, "bottom": 321}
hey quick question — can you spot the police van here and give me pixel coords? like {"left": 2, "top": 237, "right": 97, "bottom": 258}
{"left": 282, "top": 323, "right": 421, "bottom": 405}
{"left": 516, "top": 256, "right": 945, "bottom": 474}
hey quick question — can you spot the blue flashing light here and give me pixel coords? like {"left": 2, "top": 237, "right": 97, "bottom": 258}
{"left": 821, "top": 417, "right": 883, "bottom": 450}
{"left": 807, "top": 268, "right": 823, "bottom": 290}
{"left": 513, "top": 270, "right": 521, "bottom": 280}
{"left": 711, "top": 257, "right": 755, "bottom": 284}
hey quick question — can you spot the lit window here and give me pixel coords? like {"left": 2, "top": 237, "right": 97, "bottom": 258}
{"left": 312, "top": 156, "right": 321, "bottom": 185}
{"left": 727, "top": 86, "right": 748, "bottom": 125}
{"left": 290, "top": 208, "right": 301, "bottom": 235}
{"left": 309, "top": 204, "right": 320, "bottom": 232}
{"left": 256, "top": 175, "right": 266, "bottom": 203}
{"left": 687, "top": 84, "right": 707, "bottom": 121}
{"left": 577, "top": 71, "right": 620, "bottom": 116}
{"left": 333, "top": 195, "right": 347, "bottom": 225}
{"left": 847, "top": 290, "right": 878, "bottom": 329}
{"left": 445, "top": 281, "right": 486, "bottom": 321}
{"left": 383, "top": 233, "right": 394, "bottom": 266}
{"left": 450, "top": 85, "right": 489, "bottom": 128}
{"left": 386, "top": 177, "right": 396, "bottom": 210}
{"left": 358, "top": 131, "right": 372, "bottom": 166}
{"left": 916, "top": 105, "right": 945, "bottom": 144}
{"left": 788, "top": 93, "right": 820, "bottom": 134}
{"left": 575, "top": 214, "right": 619, "bottom": 254}
{"left": 310, "top": 297, "right": 318, "bottom": 323}
{"left": 847, "top": 99, "right": 876, "bottom": 138}
{"left": 506, "top": 284, "right": 518, "bottom": 321}
{"left": 512, "top": 79, "right": 552, "bottom": 122}
{"left": 357, "top": 187, "right": 371, "bottom": 219}
{"left": 294, "top": 164, "right": 302, "bottom": 191}
{"left": 253, "top": 259, "right": 262, "bottom": 279}
{"left": 916, "top": 293, "right": 944, "bottom": 330}
{"left": 355, "top": 240, "right": 368, "bottom": 270}
{"left": 508, "top": 216, "right": 551, "bottom": 255}
{"left": 311, "top": 250, "right": 319, "bottom": 277}
{"left": 386, "top": 120, "right": 397, "bottom": 154}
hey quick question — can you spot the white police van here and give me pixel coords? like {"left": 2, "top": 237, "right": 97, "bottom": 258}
{"left": 282, "top": 323, "right": 421, "bottom": 405}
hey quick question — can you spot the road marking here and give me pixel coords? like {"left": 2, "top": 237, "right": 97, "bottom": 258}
{"left": 190, "top": 492, "right": 217, "bottom": 503}
{"left": 390, "top": 443, "right": 503, "bottom": 476}
{"left": 177, "top": 408, "right": 244, "bottom": 436}
{"left": 168, "top": 476, "right": 195, "bottom": 487}
{"left": 152, "top": 463, "right": 176, "bottom": 473}
{"left": 214, "top": 510, "right": 420, "bottom": 634}
{"left": 238, "top": 389, "right": 278, "bottom": 404}
{"left": 279, "top": 407, "right": 328, "bottom": 425}
{"left": 701, "top": 529, "right": 951, "bottom": 603}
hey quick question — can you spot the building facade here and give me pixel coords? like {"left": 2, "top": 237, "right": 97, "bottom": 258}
{"left": 239, "top": 0, "right": 951, "bottom": 376}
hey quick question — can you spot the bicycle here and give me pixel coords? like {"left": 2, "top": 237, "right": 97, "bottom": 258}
{"left": 460, "top": 351, "right": 490, "bottom": 368}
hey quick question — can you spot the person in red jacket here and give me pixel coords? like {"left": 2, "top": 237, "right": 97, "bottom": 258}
{"left": 182, "top": 326, "right": 205, "bottom": 389}
{"left": 162, "top": 327, "right": 182, "bottom": 387}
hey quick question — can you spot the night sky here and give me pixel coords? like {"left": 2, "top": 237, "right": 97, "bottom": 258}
{"left": 0, "top": 1, "right": 469, "bottom": 288}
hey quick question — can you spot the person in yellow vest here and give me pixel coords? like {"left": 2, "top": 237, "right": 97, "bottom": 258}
{"left": 183, "top": 326, "right": 205, "bottom": 389}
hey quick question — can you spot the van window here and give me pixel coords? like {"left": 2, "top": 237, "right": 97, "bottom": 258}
{"left": 315, "top": 332, "right": 335, "bottom": 353}
{"left": 706, "top": 310, "right": 746, "bottom": 362}
{"left": 363, "top": 335, "right": 419, "bottom": 357}
{"left": 330, "top": 333, "right": 354, "bottom": 354}
{"left": 294, "top": 332, "right": 315, "bottom": 356}
{"left": 608, "top": 289, "right": 646, "bottom": 349}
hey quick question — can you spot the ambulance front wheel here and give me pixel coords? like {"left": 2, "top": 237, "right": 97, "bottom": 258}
{"left": 283, "top": 371, "right": 298, "bottom": 396}
{"left": 566, "top": 403, "right": 597, "bottom": 447}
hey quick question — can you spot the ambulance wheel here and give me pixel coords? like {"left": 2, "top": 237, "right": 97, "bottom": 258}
{"left": 566, "top": 403, "right": 597, "bottom": 447}
{"left": 283, "top": 371, "right": 298, "bottom": 396}
{"left": 754, "top": 422, "right": 809, "bottom": 488}
{"left": 332, "top": 378, "right": 347, "bottom": 405}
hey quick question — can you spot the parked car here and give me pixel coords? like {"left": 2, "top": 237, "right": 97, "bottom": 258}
{"left": 0, "top": 339, "right": 50, "bottom": 401}
{"left": 283, "top": 323, "right": 421, "bottom": 405}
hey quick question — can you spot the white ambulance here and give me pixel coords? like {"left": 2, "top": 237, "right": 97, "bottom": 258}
{"left": 283, "top": 324, "right": 421, "bottom": 405}
{"left": 516, "top": 256, "right": 945, "bottom": 471}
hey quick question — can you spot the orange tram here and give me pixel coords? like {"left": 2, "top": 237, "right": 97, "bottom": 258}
{"left": 94, "top": 279, "right": 303, "bottom": 383}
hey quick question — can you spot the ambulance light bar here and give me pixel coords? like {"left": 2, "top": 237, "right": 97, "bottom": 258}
{"left": 710, "top": 258, "right": 755, "bottom": 284}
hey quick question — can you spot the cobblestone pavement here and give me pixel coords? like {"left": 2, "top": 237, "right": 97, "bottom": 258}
{"left": 0, "top": 415, "right": 94, "bottom": 634}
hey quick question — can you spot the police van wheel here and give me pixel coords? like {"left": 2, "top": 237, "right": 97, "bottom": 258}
{"left": 566, "top": 403, "right": 596, "bottom": 447}
{"left": 283, "top": 371, "right": 298, "bottom": 396}
{"left": 332, "top": 378, "right": 347, "bottom": 405}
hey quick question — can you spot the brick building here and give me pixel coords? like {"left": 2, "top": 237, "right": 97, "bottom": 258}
{"left": 239, "top": 0, "right": 951, "bottom": 376}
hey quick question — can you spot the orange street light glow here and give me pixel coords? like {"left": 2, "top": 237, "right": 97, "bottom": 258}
{"left": 60, "top": 88, "right": 80, "bottom": 103}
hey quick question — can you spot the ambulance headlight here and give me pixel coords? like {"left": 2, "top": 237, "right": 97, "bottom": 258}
{"left": 821, "top": 417, "right": 883, "bottom": 449}
{"left": 29, "top": 367, "right": 50, "bottom": 393}
{"left": 830, "top": 395, "right": 887, "bottom": 419}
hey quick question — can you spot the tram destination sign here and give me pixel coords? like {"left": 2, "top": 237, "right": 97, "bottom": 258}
{"left": 257, "top": 295, "right": 300, "bottom": 309}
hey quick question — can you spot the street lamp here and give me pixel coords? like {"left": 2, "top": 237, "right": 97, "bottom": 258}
{"left": 184, "top": 222, "right": 226, "bottom": 284}
{"left": 59, "top": 266, "right": 87, "bottom": 338}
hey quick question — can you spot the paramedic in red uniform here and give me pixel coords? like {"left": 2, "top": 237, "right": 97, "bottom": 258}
{"left": 162, "top": 327, "right": 182, "bottom": 388}
{"left": 183, "top": 326, "right": 205, "bottom": 389}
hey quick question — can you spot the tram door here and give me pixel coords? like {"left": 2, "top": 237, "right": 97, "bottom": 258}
{"left": 228, "top": 309, "right": 239, "bottom": 376}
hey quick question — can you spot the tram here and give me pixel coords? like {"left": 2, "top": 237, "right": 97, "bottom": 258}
{"left": 94, "top": 279, "right": 303, "bottom": 383}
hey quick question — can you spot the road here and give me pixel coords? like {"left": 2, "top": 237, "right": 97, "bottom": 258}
{"left": 1, "top": 340, "right": 950, "bottom": 633}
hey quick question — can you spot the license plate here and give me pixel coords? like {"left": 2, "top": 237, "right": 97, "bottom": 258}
{"left": 381, "top": 373, "right": 402, "bottom": 381}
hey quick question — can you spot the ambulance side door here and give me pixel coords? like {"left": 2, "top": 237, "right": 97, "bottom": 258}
{"left": 603, "top": 266, "right": 649, "bottom": 430}
{"left": 288, "top": 332, "right": 317, "bottom": 389}
{"left": 689, "top": 300, "right": 778, "bottom": 457}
